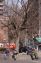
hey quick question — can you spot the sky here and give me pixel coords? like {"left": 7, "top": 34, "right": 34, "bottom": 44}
{"left": 5, "top": 0, "right": 19, "bottom": 5}
{"left": 5, "top": 0, "right": 28, "bottom": 9}
{"left": 5, "top": 0, "right": 28, "bottom": 5}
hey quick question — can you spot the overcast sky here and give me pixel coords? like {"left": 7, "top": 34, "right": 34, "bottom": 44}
{"left": 5, "top": 0, "right": 28, "bottom": 5}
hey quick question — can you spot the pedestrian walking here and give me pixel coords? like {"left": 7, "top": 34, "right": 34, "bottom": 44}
{"left": 3, "top": 49, "right": 9, "bottom": 60}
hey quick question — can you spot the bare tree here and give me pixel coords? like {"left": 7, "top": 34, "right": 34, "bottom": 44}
{"left": 1, "top": 0, "right": 29, "bottom": 40}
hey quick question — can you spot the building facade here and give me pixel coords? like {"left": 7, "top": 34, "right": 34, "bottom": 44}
{"left": 0, "top": 0, "right": 8, "bottom": 43}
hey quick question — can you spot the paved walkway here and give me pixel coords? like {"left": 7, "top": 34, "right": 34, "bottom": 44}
{"left": 0, "top": 52, "right": 41, "bottom": 63}
{"left": 16, "top": 51, "right": 41, "bottom": 60}
{"left": 16, "top": 53, "right": 30, "bottom": 60}
{"left": 38, "top": 51, "right": 41, "bottom": 57}
{"left": 0, "top": 51, "right": 41, "bottom": 61}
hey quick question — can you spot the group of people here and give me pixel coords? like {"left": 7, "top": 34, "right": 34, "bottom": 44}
{"left": 3, "top": 49, "right": 16, "bottom": 60}
{"left": 3, "top": 43, "right": 16, "bottom": 60}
